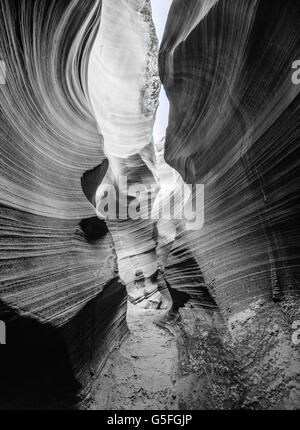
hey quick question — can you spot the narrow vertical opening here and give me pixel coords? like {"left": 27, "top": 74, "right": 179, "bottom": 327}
{"left": 150, "top": 0, "right": 172, "bottom": 143}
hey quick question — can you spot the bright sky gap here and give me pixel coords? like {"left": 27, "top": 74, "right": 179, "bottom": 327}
{"left": 151, "top": 0, "right": 172, "bottom": 143}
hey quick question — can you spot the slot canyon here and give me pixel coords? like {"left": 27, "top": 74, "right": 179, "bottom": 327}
{"left": 0, "top": 0, "right": 299, "bottom": 410}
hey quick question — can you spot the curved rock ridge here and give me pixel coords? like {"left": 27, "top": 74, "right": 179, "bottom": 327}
{"left": 0, "top": 0, "right": 128, "bottom": 409}
{"left": 159, "top": 0, "right": 300, "bottom": 311}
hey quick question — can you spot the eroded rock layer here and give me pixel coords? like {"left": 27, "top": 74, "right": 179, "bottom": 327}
{"left": 160, "top": 0, "right": 300, "bottom": 312}
{"left": 0, "top": 0, "right": 128, "bottom": 409}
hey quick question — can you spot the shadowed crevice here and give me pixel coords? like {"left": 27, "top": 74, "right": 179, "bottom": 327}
{"left": 0, "top": 277, "right": 127, "bottom": 410}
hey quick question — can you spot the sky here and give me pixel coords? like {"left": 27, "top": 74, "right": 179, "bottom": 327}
{"left": 151, "top": 0, "right": 173, "bottom": 143}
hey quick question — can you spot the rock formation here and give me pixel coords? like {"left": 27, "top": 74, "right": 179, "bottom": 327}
{"left": 85, "top": 0, "right": 216, "bottom": 309}
{"left": 0, "top": 0, "right": 299, "bottom": 410}
{"left": 159, "top": 0, "right": 300, "bottom": 408}
{"left": 0, "top": 0, "right": 127, "bottom": 409}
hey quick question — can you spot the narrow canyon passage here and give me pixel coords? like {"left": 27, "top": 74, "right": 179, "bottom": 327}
{"left": 82, "top": 0, "right": 300, "bottom": 411}
{"left": 0, "top": 0, "right": 299, "bottom": 411}
{"left": 83, "top": 0, "right": 220, "bottom": 409}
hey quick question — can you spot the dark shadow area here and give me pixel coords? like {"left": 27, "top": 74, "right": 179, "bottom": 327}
{"left": 0, "top": 300, "right": 80, "bottom": 410}
{"left": 165, "top": 280, "right": 190, "bottom": 313}
{"left": 79, "top": 217, "right": 108, "bottom": 242}
{"left": 81, "top": 160, "right": 109, "bottom": 207}
{"left": 0, "top": 278, "right": 127, "bottom": 410}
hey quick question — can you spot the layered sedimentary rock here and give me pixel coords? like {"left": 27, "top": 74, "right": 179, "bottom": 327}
{"left": 159, "top": 0, "right": 300, "bottom": 408}
{"left": 86, "top": 0, "right": 162, "bottom": 303}
{"left": 0, "top": 0, "right": 128, "bottom": 409}
{"left": 160, "top": 0, "right": 300, "bottom": 311}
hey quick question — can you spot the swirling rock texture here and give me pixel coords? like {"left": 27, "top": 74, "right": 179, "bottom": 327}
{"left": 0, "top": 0, "right": 128, "bottom": 409}
{"left": 159, "top": 0, "right": 300, "bottom": 409}
{"left": 86, "top": 0, "right": 161, "bottom": 301}
{"left": 86, "top": 0, "right": 216, "bottom": 309}
{"left": 0, "top": 0, "right": 300, "bottom": 411}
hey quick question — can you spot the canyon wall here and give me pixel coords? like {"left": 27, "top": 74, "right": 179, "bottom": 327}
{"left": 160, "top": 0, "right": 300, "bottom": 313}
{"left": 159, "top": 0, "right": 300, "bottom": 409}
{"left": 0, "top": 0, "right": 128, "bottom": 409}
{"left": 0, "top": 0, "right": 299, "bottom": 410}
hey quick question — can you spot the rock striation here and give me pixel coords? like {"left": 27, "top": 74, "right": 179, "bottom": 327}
{"left": 0, "top": 0, "right": 127, "bottom": 409}
{"left": 0, "top": 0, "right": 299, "bottom": 410}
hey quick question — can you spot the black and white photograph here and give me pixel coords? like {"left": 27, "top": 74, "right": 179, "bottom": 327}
{"left": 0, "top": 0, "right": 300, "bottom": 415}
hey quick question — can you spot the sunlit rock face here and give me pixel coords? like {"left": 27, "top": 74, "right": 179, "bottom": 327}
{"left": 160, "top": 0, "right": 300, "bottom": 313}
{"left": 87, "top": 0, "right": 171, "bottom": 302}
{"left": 0, "top": 0, "right": 128, "bottom": 409}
